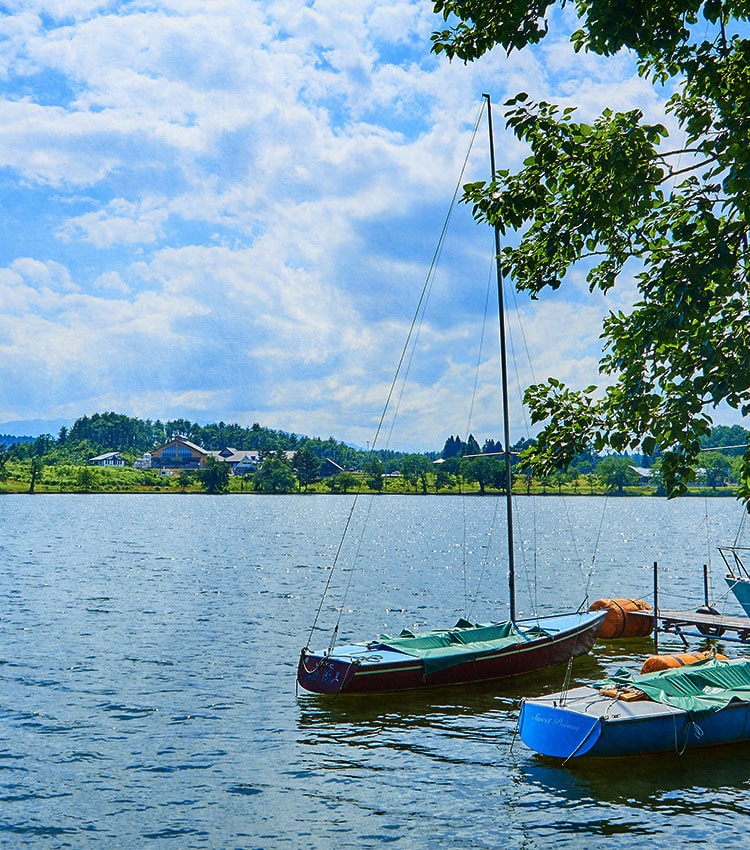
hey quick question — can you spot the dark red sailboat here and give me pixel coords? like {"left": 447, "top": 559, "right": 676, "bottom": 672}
{"left": 297, "top": 96, "right": 605, "bottom": 696}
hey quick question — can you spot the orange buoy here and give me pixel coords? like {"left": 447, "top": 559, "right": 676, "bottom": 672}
{"left": 589, "top": 598, "right": 653, "bottom": 639}
{"left": 640, "top": 651, "right": 728, "bottom": 674}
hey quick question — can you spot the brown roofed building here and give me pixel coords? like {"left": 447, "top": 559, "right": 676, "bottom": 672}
{"left": 150, "top": 435, "right": 208, "bottom": 469}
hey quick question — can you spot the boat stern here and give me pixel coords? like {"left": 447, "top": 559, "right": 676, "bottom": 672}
{"left": 296, "top": 650, "right": 360, "bottom": 695}
{"left": 518, "top": 696, "right": 603, "bottom": 759}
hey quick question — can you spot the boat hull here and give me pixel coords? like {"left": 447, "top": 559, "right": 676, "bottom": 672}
{"left": 726, "top": 574, "right": 750, "bottom": 618}
{"left": 519, "top": 679, "right": 750, "bottom": 759}
{"left": 297, "top": 611, "right": 605, "bottom": 695}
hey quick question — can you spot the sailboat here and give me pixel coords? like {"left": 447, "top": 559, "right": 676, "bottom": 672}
{"left": 722, "top": 546, "right": 750, "bottom": 616}
{"left": 719, "top": 510, "right": 750, "bottom": 617}
{"left": 296, "top": 95, "right": 606, "bottom": 696}
{"left": 518, "top": 655, "right": 750, "bottom": 759}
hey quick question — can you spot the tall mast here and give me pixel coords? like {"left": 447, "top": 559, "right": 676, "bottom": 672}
{"left": 484, "top": 93, "right": 516, "bottom": 621}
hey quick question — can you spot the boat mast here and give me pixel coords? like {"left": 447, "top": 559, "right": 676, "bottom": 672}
{"left": 484, "top": 93, "right": 516, "bottom": 621}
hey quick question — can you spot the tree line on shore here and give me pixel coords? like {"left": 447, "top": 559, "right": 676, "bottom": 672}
{"left": 0, "top": 412, "right": 747, "bottom": 496}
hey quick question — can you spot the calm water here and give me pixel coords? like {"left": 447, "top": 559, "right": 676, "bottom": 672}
{"left": 1, "top": 493, "right": 749, "bottom": 848}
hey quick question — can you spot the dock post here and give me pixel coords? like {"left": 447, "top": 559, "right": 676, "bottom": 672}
{"left": 703, "top": 564, "right": 709, "bottom": 607}
{"left": 653, "top": 561, "right": 659, "bottom": 653}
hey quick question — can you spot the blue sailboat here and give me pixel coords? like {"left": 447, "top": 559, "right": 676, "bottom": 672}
{"left": 518, "top": 656, "right": 750, "bottom": 759}
{"left": 722, "top": 546, "right": 750, "bottom": 616}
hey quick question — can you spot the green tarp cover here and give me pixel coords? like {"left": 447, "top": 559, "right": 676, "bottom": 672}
{"left": 602, "top": 658, "right": 750, "bottom": 719}
{"left": 374, "top": 620, "right": 550, "bottom": 677}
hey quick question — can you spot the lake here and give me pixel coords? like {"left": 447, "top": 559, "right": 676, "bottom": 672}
{"left": 1, "top": 493, "right": 749, "bottom": 848}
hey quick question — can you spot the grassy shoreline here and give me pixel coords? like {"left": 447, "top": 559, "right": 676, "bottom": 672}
{"left": 0, "top": 478, "right": 740, "bottom": 499}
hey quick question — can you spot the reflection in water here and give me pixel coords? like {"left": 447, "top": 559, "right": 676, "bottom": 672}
{"left": 525, "top": 744, "right": 750, "bottom": 808}
{"left": 297, "top": 634, "right": 750, "bottom": 848}
{"left": 4, "top": 494, "right": 750, "bottom": 848}
{"left": 520, "top": 747, "right": 750, "bottom": 845}
{"left": 297, "top": 650, "right": 612, "bottom": 733}
{"left": 295, "top": 497, "right": 748, "bottom": 848}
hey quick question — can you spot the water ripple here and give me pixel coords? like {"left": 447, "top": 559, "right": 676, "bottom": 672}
{"left": 1, "top": 494, "right": 748, "bottom": 849}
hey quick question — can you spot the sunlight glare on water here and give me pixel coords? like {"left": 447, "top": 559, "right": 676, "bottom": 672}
{"left": 1, "top": 493, "right": 749, "bottom": 848}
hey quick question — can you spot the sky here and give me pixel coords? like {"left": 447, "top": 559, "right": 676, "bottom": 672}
{"left": 0, "top": 0, "right": 742, "bottom": 451}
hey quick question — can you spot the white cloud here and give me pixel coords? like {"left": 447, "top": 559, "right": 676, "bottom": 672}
{"left": 8, "top": 257, "right": 78, "bottom": 293}
{"left": 58, "top": 197, "right": 169, "bottom": 246}
{"left": 92, "top": 270, "right": 130, "bottom": 293}
{"left": 0, "top": 2, "right": 742, "bottom": 443}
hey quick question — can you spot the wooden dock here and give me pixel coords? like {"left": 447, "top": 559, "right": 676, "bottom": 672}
{"left": 632, "top": 608, "right": 750, "bottom": 646}
{"left": 629, "top": 561, "right": 750, "bottom": 649}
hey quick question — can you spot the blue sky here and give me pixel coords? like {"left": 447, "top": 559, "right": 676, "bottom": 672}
{"left": 1, "top": 1, "right": 741, "bottom": 450}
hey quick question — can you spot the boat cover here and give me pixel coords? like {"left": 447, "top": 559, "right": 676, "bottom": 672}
{"left": 602, "top": 658, "right": 750, "bottom": 719}
{"left": 373, "top": 620, "right": 550, "bottom": 676}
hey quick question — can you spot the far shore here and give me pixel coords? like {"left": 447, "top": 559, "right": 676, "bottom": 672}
{"left": 0, "top": 482, "right": 741, "bottom": 499}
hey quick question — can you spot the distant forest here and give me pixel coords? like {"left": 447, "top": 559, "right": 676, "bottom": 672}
{"left": 1, "top": 412, "right": 416, "bottom": 471}
{"left": 0, "top": 434, "right": 38, "bottom": 447}
{"left": 2, "top": 411, "right": 748, "bottom": 473}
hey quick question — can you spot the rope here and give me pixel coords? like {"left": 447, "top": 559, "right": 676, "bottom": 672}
{"left": 558, "top": 605, "right": 594, "bottom": 698}
{"left": 560, "top": 654, "right": 576, "bottom": 698}
{"left": 562, "top": 716, "right": 603, "bottom": 765}
{"left": 675, "top": 716, "right": 702, "bottom": 756}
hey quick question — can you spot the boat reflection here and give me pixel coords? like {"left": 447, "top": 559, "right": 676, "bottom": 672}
{"left": 297, "top": 651, "right": 609, "bottom": 731}
{"left": 522, "top": 742, "right": 750, "bottom": 810}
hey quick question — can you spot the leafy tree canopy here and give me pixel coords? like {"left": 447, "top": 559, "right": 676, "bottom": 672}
{"left": 400, "top": 453, "right": 434, "bottom": 493}
{"left": 597, "top": 455, "right": 640, "bottom": 494}
{"left": 460, "top": 455, "right": 506, "bottom": 494}
{"left": 253, "top": 455, "right": 297, "bottom": 494}
{"left": 363, "top": 457, "right": 386, "bottom": 492}
{"left": 196, "top": 455, "right": 230, "bottom": 495}
{"left": 294, "top": 447, "right": 321, "bottom": 491}
{"left": 432, "top": 0, "right": 750, "bottom": 505}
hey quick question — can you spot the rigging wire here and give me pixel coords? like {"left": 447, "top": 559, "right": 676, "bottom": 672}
{"left": 504, "top": 284, "right": 539, "bottom": 615}
{"left": 380, "top": 102, "right": 487, "bottom": 452}
{"left": 466, "top": 495, "right": 502, "bottom": 622}
{"left": 465, "top": 253, "right": 494, "bottom": 436}
{"left": 303, "top": 491, "right": 365, "bottom": 650}
{"left": 734, "top": 509, "right": 748, "bottom": 548}
{"left": 582, "top": 495, "right": 609, "bottom": 608}
{"left": 462, "top": 251, "right": 496, "bottom": 619}
{"left": 505, "top": 263, "right": 603, "bottom": 613}
{"left": 304, "top": 101, "right": 488, "bottom": 651}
